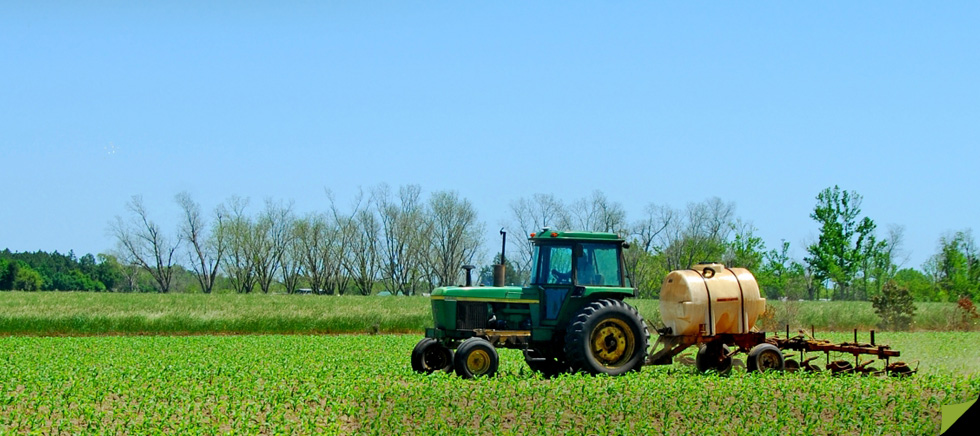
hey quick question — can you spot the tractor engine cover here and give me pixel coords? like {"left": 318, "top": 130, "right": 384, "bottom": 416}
{"left": 659, "top": 263, "right": 766, "bottom": 336}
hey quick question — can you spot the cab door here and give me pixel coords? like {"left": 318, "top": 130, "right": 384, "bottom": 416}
{"left": 530, "top": 244, "right": 574, "bottom": 325}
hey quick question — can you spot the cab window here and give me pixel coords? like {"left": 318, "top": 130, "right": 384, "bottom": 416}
{"left": 531, "top": 245, "right": 572, "bottom": 285}
{"left": 575, "top": 243, "right": 622, "bottom": 287}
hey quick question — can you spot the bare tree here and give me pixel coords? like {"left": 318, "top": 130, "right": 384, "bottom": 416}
{"left": 294, "top": 213, "right": 333, "bottom": 294}
{"left": 252, "top": 199, "right": 295, "bottom": 294}
{"left": 426, "top": 190, "right": 484, "bottom": 287}
{"left": 661, "top": 197, "right": 735, "bottom": 271}
{"left": 571, "top": 190, "right": 628, "bottom": 234}
{"left": 507, "top": 193, "right": 571, "bottom": 283}
{"left": 330, "top": 213, "right": 356, "bottom": 295}
{"left": 110, "top": 195, "right": 181, "bottom": 293}
{"left": 220, "top": 196, "right": 256, "bottom": 294}
{"left": 374, "top": 184, "right": 431, "bottom": 295}
{"left": 623, "top": 203, "right": 674, "bottom": 297}
{"left": 175, "top": 192, "right": 225, "bottom": 294}
{"left": 631, "top": 203, "right": 674, "bottom": 253}
{"left": 351, "top": 208, "right": 382, "bottom": 295}
{"left": 328, "top": 190, "right": 379, "bottom": 295}
{"left": 108, "top": 249, "right": 143, "bottom": 292}
{"left": 278, "top": 217, "right": 304, "bottom": 294}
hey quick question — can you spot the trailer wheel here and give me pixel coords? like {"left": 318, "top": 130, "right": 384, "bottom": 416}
{"left": 695, "top": 344, "right": 733, "bottom": 375}
{"left": 564, "top": 299, "right": 649, "bottom": 376}
{"left": 454, "top": 338, "right": 499, "bottom": 378}
{"left": 411, "top": 338, "right": 454, "bottom": 374}
{"left": 746, "top": 343, "right": 785, "bottom": 372}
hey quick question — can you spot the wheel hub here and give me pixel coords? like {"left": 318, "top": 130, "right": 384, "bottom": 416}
{"left": 758, "top": 350, "right": 781, "bottom": 370}
{"left": 466, "top": 349, "right": 491, "bottom": 375}
{"left": 423, "top": 348, "right": 448, "bottom": 370}
{"left": 590, "top": 319, "right": 635, "bottom": 367}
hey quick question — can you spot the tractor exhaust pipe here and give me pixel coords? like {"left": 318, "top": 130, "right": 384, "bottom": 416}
{"left": 493, "top": 228, "right": 507, "bottom": 287}
{"left": 462, "top": 265, "right": 475, "bottom": 287}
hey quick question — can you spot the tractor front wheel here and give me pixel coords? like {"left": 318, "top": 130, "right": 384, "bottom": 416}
{"left": 411, "top": 338, "right": 454, "bottom": 374}
{"left": 564, "top": 299, "right": 649, "bottom": 376}
{"left": 454, "top": 338, "right": 499, "bottom": 378}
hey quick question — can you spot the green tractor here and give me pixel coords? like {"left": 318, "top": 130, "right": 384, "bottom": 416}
{"left": 411, "top": 229, "right": 649, "bottom": 378}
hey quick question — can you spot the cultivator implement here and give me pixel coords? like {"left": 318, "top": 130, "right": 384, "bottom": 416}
{"left": 647, "top": 325, "right": 917, "bottom": 376}
{"left": 771, "top": 327, "right": 916, "bottom": 376}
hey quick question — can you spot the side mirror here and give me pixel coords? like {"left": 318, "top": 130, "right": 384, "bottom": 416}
{"left": 622, "top": 242, "right": 631, "bottom": 249}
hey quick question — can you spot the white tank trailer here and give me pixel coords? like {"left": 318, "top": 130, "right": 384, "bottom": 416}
{"left": 648, "top": 263, "right": 914, "bottom": 376}
{"left": 659, "top": 263, "right": 766, "bottom": 337}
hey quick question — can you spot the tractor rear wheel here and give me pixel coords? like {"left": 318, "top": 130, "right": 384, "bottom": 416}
{"left": 695, "top": 343, "right": 733, "bottom": 375}
{"left": 411, "top": 338, "right": 454, "bottom": 374}
{"left": 454, "top": 338, "right": 499, "bottom": 378}
{"left": 746, "top": 343, "right": 785, "bottom": 372}
{"left": 564, "top": 299, "right": 649, "bottom": 376}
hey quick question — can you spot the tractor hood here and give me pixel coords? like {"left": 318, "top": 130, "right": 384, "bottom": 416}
{"left": 430, "top": 285, "right": 532, "bottom": 303}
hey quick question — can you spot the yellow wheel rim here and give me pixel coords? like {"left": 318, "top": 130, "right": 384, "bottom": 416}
{"left": 466, "top": 349, "right": 492, "bottom": 375}
{"left": 590, "top": 318, "right": 635, "bottom": 368}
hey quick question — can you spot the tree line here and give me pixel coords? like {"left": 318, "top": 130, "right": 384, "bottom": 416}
{"left": 107, "top": 185, "right": 482, "bottom": 295}
{"left": 0, "top": 250, "right": 125, "bottom": 292}
{"left": 2, "top": 184, "right": 977, "bottom": 301}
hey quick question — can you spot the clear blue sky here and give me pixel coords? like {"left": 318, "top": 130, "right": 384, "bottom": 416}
{"left": 2, "top": 2, "right": 977, "bottom": 270}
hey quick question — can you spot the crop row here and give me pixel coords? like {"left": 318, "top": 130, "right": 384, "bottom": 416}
{"left": 0, "top": 333, "right": 977, "bottom": 434}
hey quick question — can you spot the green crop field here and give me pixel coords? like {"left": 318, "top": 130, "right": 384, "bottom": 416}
{"left": 1, "top": 293, "right": 977, "bottom": 434}
{"left": 1, "top": 333, "right": 978, "bottom": 435}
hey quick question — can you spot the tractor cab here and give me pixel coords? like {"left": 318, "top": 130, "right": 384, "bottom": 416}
{"left": 527, "top": 230, "right": 635, "bottom": 324}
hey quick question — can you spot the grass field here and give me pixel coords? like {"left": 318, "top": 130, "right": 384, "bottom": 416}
{"left": 0, "top": 333, "right": 977, "bottom": 434}
{"left": 0, "top": 292, "right": 975, "bottom": 335}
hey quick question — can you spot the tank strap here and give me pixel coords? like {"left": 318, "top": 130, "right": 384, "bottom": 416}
{"left": 693, "top": 268, "right": 714, "bottom": 336}
{"left": 727, "top": 268, "right": 747, "bottom": 333}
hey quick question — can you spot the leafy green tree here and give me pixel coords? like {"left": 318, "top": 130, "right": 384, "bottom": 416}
{"left": 0, "top": 258, "right": 10, "bottom": 290}
{"left": 94, "top": 254, "right": 125, "bottom": 291}
{"left": 805, "top": 186, "right": 878, "bottom": 300}
{"left": 754, "top": 240, "right": 811, "bottom": 300}
{"left": 757, "top": 240, "right": 791, "bottom": 299}
{"left": 925, "top": 230, "right": 979, "bottom": 300}
{"left": 12, "top": 265, "right": 43, "bottom": 291}
{"left": 724, "top": 220, "right": 765, "bottom": 270}
{"left": 625, "top": 247, "right": 668, "bottom": 299}
{"left": 50, "top": 270, "right": 105, "bottom": 291}
{"left": 892, "top": 268, "right": 939, "bottom": 302}
{"left": 0, "top": 260, "right": 44, "bottom": 291}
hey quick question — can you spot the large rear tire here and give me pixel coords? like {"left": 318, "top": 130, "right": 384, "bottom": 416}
{"left": 411, "top": 338, "right": 453, "bottom": 374}
{"left": 454, "top": 338, "right": 499, "bottom": 379}
{"left": 563, "top": 299, "right": 649, "bottom": 376}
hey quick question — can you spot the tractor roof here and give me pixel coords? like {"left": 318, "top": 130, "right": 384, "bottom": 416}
{"left": 529, "top": 229, "right": 624, "bottom": 242}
